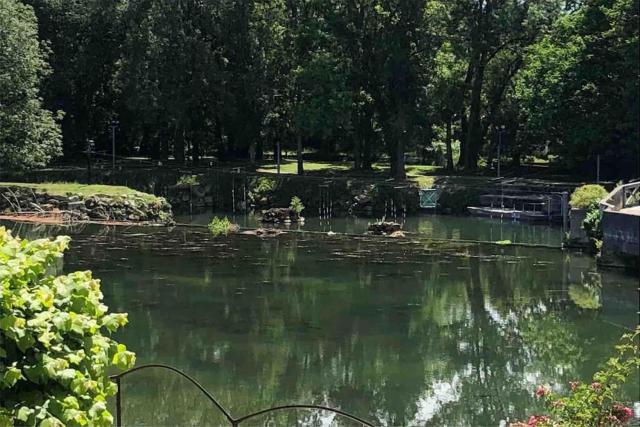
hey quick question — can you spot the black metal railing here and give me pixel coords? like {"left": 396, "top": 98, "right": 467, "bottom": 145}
{"left": 110, "top": 364, "right": 376, "bottom": 427}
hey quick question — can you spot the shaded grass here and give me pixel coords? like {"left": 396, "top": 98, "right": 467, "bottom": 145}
{"left": 0, "top": 182, "right": 159, "bottom": 201}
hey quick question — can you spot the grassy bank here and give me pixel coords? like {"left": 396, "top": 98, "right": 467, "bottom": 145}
{"left": 0, "top": 182, "right": 159, "bottom": 202}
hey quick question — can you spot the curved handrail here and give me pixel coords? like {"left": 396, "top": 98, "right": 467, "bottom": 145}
{"left": 109, "top": 364, "right": 376, "bottom": 427}
{"left": 233, "top": 404, "right": 375, "bottom": 426}
{"left": 109, "top": 363, "right": 234, "bottom": 424}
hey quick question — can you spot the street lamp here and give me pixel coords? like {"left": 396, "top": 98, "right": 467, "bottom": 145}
{"left": 110, "top": 120, "right": 119, "bottom": 170}
{"left": 86, "top": 139, "right": 95, "bottom": 182}
{"left": 497, "top": 126, "right": 506, "bottom": 179}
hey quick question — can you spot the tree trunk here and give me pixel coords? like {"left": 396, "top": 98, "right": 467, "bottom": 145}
{"left": 395, "top": 137, "right": 406, "bottom": 180}
{"left": 394, "top": 112, "right": 406, "bottom": 180}
{"left": 458, "top": 115, "right": 467, "bottom": 168}
{"left": 173, "top": 125, "right": 185, "bottom": 164}
{"left": 353, "top": 133, "right": 362, "bottom": 170}
{"left": 362, "top": 132, "right": 372, "bottom": 170}
{"left": 466, "top": 62, "right": 485, "bottom": 170}
{"left": 192, "top": 136, "right": 200, "bottom": 165}
{"left": 445, "top": 117, "right": 454, "bottom": 171}
{"left": 296, "top": 132, "right": 304, "bottom": 175}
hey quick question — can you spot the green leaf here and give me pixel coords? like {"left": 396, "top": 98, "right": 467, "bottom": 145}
{"left": 2, "top": 366, "right": 22, "bottom": 388}
{"left": 39, "top": 417, "right": 64, "bottom": 427}
{"left": 16, "top": 406, "right": 32, "bottom": 422}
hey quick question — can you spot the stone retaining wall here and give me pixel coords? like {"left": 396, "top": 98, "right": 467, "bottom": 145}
{"left": 2, "top": 167, "right": 420, "bottom": 217}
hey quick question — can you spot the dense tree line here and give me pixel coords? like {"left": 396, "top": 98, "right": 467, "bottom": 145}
{"left": 1, "top": 0, "right": 638, "bottom": 178}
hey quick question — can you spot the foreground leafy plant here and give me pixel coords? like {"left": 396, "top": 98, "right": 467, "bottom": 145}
{"left": 0, "top": 227, "right": 135, "bottom": 426}
{"left": 513, "top": 326, "right": 639, "bottom": 426}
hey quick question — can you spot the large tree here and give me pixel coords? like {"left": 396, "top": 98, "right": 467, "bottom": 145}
{"left": 516, "top": 0, "right": 639, "bottom": 178}
{"left": 25, "top": 0, "right": 122, "bottom": 160}
{"left": 0, "top": 0, "right": 61, "bottom": 169}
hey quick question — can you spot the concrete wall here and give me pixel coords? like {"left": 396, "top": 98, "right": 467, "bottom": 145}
{"left": 569, "top": 209, "right": 588, "bottom": 244}
{"left": 602, "top": 210, "right": 639, "bottom": 256}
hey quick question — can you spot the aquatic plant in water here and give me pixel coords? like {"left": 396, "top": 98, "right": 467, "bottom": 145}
{"left": 208, "top": 216, "right": 236, "bottom": 237}
{"left": 289, "top": 196, "right": 305, "bottom": 216}
{"left": 0, "top": 227, "right": 135, "bottom": 426}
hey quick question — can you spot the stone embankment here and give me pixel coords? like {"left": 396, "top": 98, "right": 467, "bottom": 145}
{"left": 0, "top": 187, "right": 173, "bottom": 224}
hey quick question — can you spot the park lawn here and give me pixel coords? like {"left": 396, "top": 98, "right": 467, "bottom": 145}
{"left": 256, "top": 160, "right": 352, "bottom": 174}
{"left": 0, "top": 182, "right": 159, "bottom": 202}
{"left": 256, "top": 159, "right": 440, "bottom": 187}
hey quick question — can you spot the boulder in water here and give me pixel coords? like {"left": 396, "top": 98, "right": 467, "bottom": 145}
{"left": 260, "top": 207, "right": 303, "bottom": 223}
{"left": 367, "top": 221, "right": 402, "bottom": 236}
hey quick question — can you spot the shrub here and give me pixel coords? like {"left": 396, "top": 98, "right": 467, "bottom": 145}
{"left": 437, "top": 187, "right": 481, "bottom": 214}
{"left": 176, "top": 174, "right": 200, "bottom": 186}
{"left": 248, "top": 177, "right": 277, "bottom": 207}
{"left": 289, "top": 196, "right": 305, "bottom": 216}
{"left": 0, "top": 227, "right": 135, "bottom": 426}
{"left": 208, "top": 216, "right": 236, "bottom": 237}
{"left": 514, "top": 326, "right": 640, "bottom": 427}
{"left": 569, "top": 184, "right": 608, "bottom": 209}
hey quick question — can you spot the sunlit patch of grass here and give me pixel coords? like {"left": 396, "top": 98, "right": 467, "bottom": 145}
{"left": 0, "top": 182, "right": 159, "bottom": 201}
{"left": 256, "top": 160, "right": 351, "bottom": 174}
{"left": 256, "top": 159, "right": 442, "bottom": 187}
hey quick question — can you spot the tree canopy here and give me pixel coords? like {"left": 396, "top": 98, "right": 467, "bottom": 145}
{"left": 2, "top": 0, "right": 638, "bottom": 178}
{"left": 0, "top": 0, "right": 61, "bottom": 169}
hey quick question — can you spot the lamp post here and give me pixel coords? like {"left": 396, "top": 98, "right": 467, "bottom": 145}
{"left": 110, "top": 120, "right": 119, "bottom": 170}
{"left": 86, "top": 139, "right": 94, "bottom": 182}
{"left": 276, "top": 139, "right": 281, "bottom": 175}
{"left": 497, "top": 126, "right": 506, "bottom": 179}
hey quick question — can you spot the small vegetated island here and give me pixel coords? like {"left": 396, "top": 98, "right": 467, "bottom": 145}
{"left": 0, "top": 183, "right": 173, "bottom": 225}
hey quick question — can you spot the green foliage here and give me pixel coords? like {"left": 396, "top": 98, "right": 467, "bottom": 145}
{"left": 583, "top": 204, "right": 603, "bottom": 254}
{"left": 249, "top": 176, "right": 277, "bottom": 206}
{"left": 0, "top": 0, "right": 62, "bottom": 169}
{"left": 570, "top": 185, "right": 608, "bottom": 209}
{"left": 208, "top": 216, "right": 235, "bottom": 237}
{"left": 568, "top": 284, "right": 602, "bottom": 310}
{"left": 289, "top": 196, "right": 304, "bottom": 216}
{"left": 176, "top": 175, "right": 200, "bottom": 186}
{"left": 0, "top": 227, "right": 135, "bottom": 426}
{"left": 516, "top": 0, "right": 639, "bottom": 175}
{"left": 437, "top": 187, "right": 481, "bottom": 214}
{"left": 527, "top": 326, "right": 640, "bottom": 426}
{"left": 4, "top": 0, "right": 636, "bottom": 178}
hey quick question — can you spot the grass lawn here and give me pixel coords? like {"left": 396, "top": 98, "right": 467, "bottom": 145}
{"left": 256, "top": 159, "right": 440, "bottom": 188}
{"left": 0, "top": 182, "right": 159, "bottom": 201}
{"left": 256, "top": 160, "right": 352, "bottom": 174}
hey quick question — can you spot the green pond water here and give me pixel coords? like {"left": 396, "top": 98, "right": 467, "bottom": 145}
{"left": 176, "top": 212, "right": 565, "bottom": 247}
{"left": 2, "top": 218, "right": 639, "bottom": 426}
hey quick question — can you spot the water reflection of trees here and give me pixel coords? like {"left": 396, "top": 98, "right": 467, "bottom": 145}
{"left": 13, "top": 225, "right": 636, "bottom": 426}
